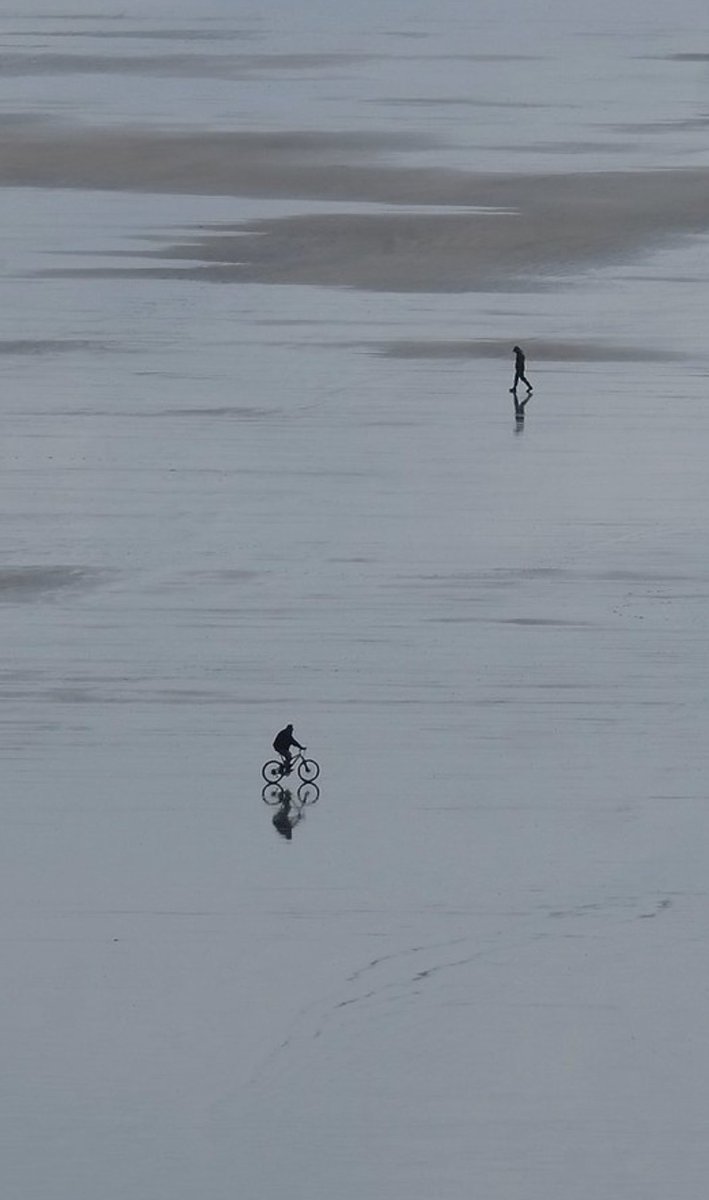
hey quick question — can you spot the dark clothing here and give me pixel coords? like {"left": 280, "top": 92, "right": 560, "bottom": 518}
{"left": 273, "top": 726, "right": 303, "bottom": 772}
{"left": 511, "top": 346, "right": 532, "bottom": 394}
{"left": 273, "top": 728, "right": 303, "bottom": 756}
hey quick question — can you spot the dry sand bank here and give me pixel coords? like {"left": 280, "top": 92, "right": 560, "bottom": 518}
{"left": 46, "top": 188, "right": 709, "bottom": 292}
{"left": 0, "top": 125, "right": 435, "bottom": 200}
{"left": 6, "top": 122, "right": 709, "bottom": 290}
{"left": 369, "top": 339, "right": 685, "bottom": 361}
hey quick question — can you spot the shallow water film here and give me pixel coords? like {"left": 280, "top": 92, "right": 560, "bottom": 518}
{"left": 3, "top": 1, "right": 709, "bottom": 1197}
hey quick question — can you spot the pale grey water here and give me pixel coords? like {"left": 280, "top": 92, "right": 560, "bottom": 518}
{"left": 3, "top": 2, "right": 709, "bottom": 1198}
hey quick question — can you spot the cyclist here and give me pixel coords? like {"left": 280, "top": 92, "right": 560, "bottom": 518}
{"left": 272, "top": 723, "right": 304, "bottom": 775}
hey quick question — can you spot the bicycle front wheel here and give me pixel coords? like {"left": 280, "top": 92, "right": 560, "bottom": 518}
{"left": 298, "top": 758, "right": 320, "bottom": 782}
{"left": 262, "top": 783, "right": 284, "bottom": 806}
{"left": 262, "top": 759, "right": 284, "bottom": 783}
{"left": 298, "top": 782, "right": 320, "bottom": 806}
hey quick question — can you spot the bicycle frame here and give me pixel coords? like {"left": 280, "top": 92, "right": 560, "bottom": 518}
{"left": 277, "top": 748, "right": 306, "bottom": 775}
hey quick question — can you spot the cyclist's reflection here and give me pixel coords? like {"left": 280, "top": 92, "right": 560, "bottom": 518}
{"left": 263, "top": 780, "right": 320, "bottom": 838}
{"left": 271, "top": 789, "right": 302, "bottom": 840}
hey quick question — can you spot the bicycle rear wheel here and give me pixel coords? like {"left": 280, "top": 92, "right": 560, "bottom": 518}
{"left": 262, "top": 783, "right": 284, "bottom": 806}
{"left": 298, "top": 782, "right": 320, "bottom": 806}
{"left": 262, "top": 759, "right": 284, "bottom": 783}
{"left": 298, "top": 757, "right": 320, "bottom": 782}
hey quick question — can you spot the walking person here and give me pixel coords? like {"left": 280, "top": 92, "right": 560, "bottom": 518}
{"left": 510, "top": 345, "right": 533, "bottom": 398}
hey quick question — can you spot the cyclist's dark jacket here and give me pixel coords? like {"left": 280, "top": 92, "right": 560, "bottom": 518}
{"left": 273, "top": 727, "right": 302, "bottom": 755}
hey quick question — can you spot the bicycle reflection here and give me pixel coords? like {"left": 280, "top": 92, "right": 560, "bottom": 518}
{"left": 262, "top": 782, "right": 321, "bottom": 840}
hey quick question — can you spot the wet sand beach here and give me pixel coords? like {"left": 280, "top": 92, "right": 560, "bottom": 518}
{"left": 3, "top": 3, "right": 709, "bottom": 1199}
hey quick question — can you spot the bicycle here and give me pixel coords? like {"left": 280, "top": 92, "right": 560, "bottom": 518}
{"left": 261, "top": 748, "right": 320, "bottom": 785}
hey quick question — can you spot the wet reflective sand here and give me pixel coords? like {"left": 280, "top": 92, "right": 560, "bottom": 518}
{"left": 3, "top": 2, "right": 709, "bottom": 1198}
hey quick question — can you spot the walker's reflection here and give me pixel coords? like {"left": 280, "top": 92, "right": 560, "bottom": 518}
{"left": 513, "top": 393, "right": 530, "bottom": 429}
{"left": 261, "top": 783, "right": 321, "bottom": 840}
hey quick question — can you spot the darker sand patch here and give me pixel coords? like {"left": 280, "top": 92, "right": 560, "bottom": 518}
{"left": 7, "top": 121, "right": 709, "bottom": 292}
{"left": 0, "top": 125, "right": 435, "bottom": 199}
{"left": 372, "top": 339, "right": 683, "bottom": 362}
{"left": 43, "top": 171, "right": 709, "bottom": 292}
{"left": 24, "top": 28, "right": 258, "bottom": 41}
{"left": 372, "top": 97, "right": 554, "bottom": 109}
{"left": 497, "top": 141, "right": 631, "bottom": 154}
{"left": 396, "top": 53, "right": 544, "bottom": 61}
{"left": 0, "top": 51, "right": 369, "bottom": 79}
{"left": 156, "top": 406, "right": 271, "bottom": 419}
{"left": 0, "top": 339, "right": 110, "bottom": 355}
{"left": 0, "top": 567, "right": 104, "bottom": 600}
{"left": 615, "top": 117, "right": 709, "bottom": 134}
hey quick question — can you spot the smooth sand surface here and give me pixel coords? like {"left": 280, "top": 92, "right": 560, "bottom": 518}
{"left": 4, "top": 5, "right": 709, "bottom": 1198}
